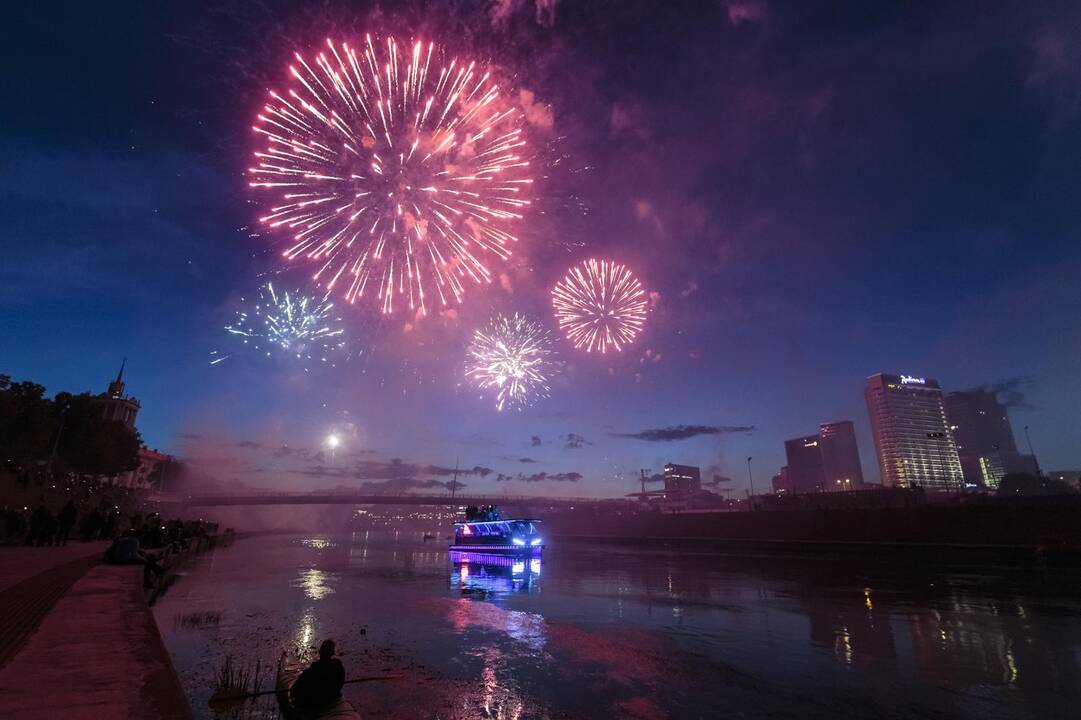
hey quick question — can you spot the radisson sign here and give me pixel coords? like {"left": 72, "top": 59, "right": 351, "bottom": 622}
{"left": 900, "top": 375, "right": 926, "bottom": 385}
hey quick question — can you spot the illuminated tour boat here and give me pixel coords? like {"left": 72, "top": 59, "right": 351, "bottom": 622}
{"left": 450, "top": 505, "right": 544, "bottom": 555}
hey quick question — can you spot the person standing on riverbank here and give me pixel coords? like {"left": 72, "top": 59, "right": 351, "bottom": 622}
{"left": 57, "top": 500, "right": 77, "bottom": 546}
{"left": 25, "top": 502, "right": 48, "bottom": 546}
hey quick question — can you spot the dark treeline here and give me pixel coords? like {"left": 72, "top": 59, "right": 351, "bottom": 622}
{"left": 0, "top": 373, "right": 140, "bottom": 480}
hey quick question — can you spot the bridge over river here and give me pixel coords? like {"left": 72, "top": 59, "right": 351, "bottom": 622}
{"left": 151, "top": 492, "right": 629, "bottom": 510}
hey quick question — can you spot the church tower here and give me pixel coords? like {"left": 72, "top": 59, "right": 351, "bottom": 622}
{"left": 98, "top": 359, "right": 140, "bottom": 429}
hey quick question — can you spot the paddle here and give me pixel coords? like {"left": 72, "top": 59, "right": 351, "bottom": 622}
{"left": 208, "top": 674, "right": 404, "bottom": 706}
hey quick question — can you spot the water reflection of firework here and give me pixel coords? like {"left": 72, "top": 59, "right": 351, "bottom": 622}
{"left": 465, "top": 313, "right": 557, "bottom": 411}
{"left": 250, "top": 36, "right": 533, "bottom": 317}
{"left": 214, "top": 282, "right": 345, "bottom": 369}
{"left": 551, "top": 259, "right": 648, "bottom": 353}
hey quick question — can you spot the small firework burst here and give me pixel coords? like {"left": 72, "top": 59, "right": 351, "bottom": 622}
{"left": 218, "top": 282, "right": 346, "bottom": 369}
{"left": 250, "top": 36, "right": 533, "bottom": 317}
{"left": 551, "top": 259, "right": 648, "bottom": 353}
{"left": 466, "top": 313, "right": 557, "bottom": 411}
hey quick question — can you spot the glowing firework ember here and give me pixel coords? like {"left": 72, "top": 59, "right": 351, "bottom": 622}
{"left": 551, "top": 259, "right": 648, "bottom": 353}
{"left": 250, "top": 36, "right": 533, "bottom": 316}
{"left": 466, "top": 313, "right": 557, "bottom": 411}
{"left": 218, "top": 282, "right": 346, "bottom": 368}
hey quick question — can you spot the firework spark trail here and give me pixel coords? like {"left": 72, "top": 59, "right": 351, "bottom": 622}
{"left": 551, "top": 259, "right": 648, "bottom": 353}
{"left": 219, "top": 282, "right": 346, "bottom": 369}
{"left": 250, "top": 36, "right": 533, "bottom": 317}
{"left": 466, "top": 313, "right": 557, "bottom": 411}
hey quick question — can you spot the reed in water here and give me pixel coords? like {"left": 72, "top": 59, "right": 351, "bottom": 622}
{"left": 208, "top": 655, "right": 265, "bottom": 705}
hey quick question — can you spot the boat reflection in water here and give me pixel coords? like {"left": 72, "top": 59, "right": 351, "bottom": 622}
{"left": 450, "top": 551, "right": 542, "bottom": 597}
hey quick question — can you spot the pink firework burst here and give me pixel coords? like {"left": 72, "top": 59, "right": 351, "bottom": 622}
{"left": 551, "top": 259, "right": 648, "bottom": 353}
{"left": 250, "top": 36, "right": 533, "bottom": 316}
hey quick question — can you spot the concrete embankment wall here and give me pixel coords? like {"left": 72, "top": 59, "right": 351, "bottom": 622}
{"left": 544, "top": 498, "right": 1081, "bottom": 549}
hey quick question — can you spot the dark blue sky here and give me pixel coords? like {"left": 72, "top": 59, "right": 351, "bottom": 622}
{"left": 3, "top": 1, "right": 1079, "bottom": 496}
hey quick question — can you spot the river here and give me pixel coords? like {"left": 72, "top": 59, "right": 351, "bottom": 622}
{"left": 153, "top": 530, "right": 1081, "bottom": 719}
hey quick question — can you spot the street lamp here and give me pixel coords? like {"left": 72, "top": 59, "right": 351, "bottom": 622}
{"left": 746, "top": 456, "right": 755, "bottom": 510}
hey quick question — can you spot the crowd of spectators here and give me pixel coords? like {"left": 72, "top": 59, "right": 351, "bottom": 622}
{"left": 1, "top": 473, "right": 218, "bottom": 553}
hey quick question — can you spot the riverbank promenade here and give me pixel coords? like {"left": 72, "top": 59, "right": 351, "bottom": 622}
{"left": 0, "top": 543, "right": 191, "bottom": 719}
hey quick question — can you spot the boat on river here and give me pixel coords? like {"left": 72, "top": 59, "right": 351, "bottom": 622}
{"left": 449, "top": 505, "right": 544, "bottom": 555}
{"left": 276, "top": 656, "right": 360, "bottom": 720}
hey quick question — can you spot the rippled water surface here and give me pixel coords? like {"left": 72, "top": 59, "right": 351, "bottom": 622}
{"left": 154, "top": 531, "right": 1081, "bottom": 719}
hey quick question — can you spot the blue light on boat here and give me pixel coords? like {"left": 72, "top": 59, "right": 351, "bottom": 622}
{"left": 530, "top": 538, "right": 543, "bottom": 546}
{"left": 512, "top": 538, "right": 526, "bottom": 546}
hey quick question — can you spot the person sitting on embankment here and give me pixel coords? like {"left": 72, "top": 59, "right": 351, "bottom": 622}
{"left": 103, "top": 530, "right": 166, "bottom": 587}
{"left": 291, "top": 639, "right": 346, "bottom": 709}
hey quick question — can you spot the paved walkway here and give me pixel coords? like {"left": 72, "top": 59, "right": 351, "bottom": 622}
{"left": 0, "top": 564, "right": 192, "bottom": 719}
{"left": 0, "top": 541, "right": 108, "bottom": 594}
{"left": 0, "top": 542, "right": 109, "bottom": 668}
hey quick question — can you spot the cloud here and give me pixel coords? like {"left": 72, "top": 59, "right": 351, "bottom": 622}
{"left": 612, "top": 425, "right": 757, "bottom": 441}
{"left": 530, "top": 435, "right": 542, "bottom": 447}
{"left": 292, "top": 459, "right": 493, "bottom": 483}
{"left": 273, "top": 445, "right": 310, "bottom": 459}
{"left": 724, "top": 0, "right": 771, "bottom": 26}
{"left": 519, "top": 89, "right": 554, "bottom": 131}
{"left": 704, "top": 475, "right": 735, "bottom": 487}
{"left": 461, "top": 433, "right": 503, "bottom": 447}
{"left": 235, "top": 440, "right": 262, "bottom": 449}
{"left": 609, "top": 100, "right": 653, "bottom": 140}
{"left": 489, "top": 0, "right": 559, "bottom": 29}
{"left": 497, "top": 471, "right": 582, "bottom": 483}
{"left": 1027, "top": 23, "right": 1081, "bottom": 123}
{"left": 634, "top": 199, "right": 666, "bottom": 236}
{"left": 563, "top": 433, "right": 589, "bottom": 449}
{"left": 966, "top": 376, "right": 1037, "bottom": 411}
{"left": 500, "top": 455, "right": 539, "bottom": 463}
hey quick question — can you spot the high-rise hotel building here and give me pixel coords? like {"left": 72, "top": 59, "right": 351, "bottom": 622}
{"left": 943, "top": 389, "right": 1034, "bottom": 489}
{"left": 865, "top": 373, "right": 963, "bottom": 491}
{"left": 819, "top": 420, "right": 866, "bottom": 490}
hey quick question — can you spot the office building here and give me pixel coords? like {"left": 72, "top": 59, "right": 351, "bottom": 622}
{"left": 771, "top": 466, "right": 793, "bottom": 494}
{"left": 943, "top": 390, "right": 1017, "bottom": 453}
{"left": 630, "top": 463, "right": 720, "bottom": 511}
{"left": 663, "top": 463, "right": 701, "bottom": 493}
{"left": 865, "top": 373, "right": 963, "bottom": 491}
{"left": 819, "top": 420, "right": 866, "bottom": 491}
{"left": 784, "top": 435, "right": 826, "bottom": 494}
{"left": 943, "top": 390, "right": 1030, "bottom": 489}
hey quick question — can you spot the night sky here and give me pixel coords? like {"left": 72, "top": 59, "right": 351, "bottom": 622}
{"left": 3, "top": 1, "right": 1080, "bottom": 497}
